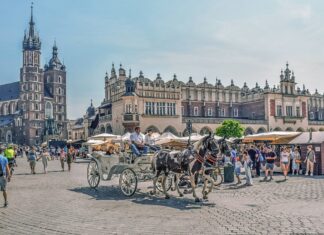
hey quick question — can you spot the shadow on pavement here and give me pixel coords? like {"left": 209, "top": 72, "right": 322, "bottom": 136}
{"left": 15, "top": 170, "right": 64, "bottom": 176}
{"left": 69, "top": 186, "right": 215, "bottom": 210}
{"left": 223, "top": 183, "right": 248, "bottom": 190}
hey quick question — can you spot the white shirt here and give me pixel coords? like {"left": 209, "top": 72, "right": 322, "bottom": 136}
{"left": 144, "top": 134, "right": 154, "bottom": 145}
{"left": 281, "top": 152, "right": 289, "bottom": 162}
{"left": 130, "top": 132, "right": 144, "bottom": 145}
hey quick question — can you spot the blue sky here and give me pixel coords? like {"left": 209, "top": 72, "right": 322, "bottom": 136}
{"left": 1, "top": 0, "right": 324, "bottom": 119}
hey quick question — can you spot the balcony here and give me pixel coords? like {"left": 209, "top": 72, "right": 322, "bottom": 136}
{"left": 274, "top": 115, "right": 304, "bottom": 124}
{"left": 99, "top": 114, "right": 112, "bottom": 122}
{"left": 123, "top": 113, "right": 139, "bottom": 122}
{"left": 142, "top": 114, "right": 180, "bottom": 118}
{"left": 182, "top": 116, "right": 267, "bottom": 125}
{"left": 308, "top": 120, "right": 324, "bottom": 125}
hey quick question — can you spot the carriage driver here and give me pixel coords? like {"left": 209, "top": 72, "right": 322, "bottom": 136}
{"left": 130, "top": 126, "right": 149, "bottom": 157}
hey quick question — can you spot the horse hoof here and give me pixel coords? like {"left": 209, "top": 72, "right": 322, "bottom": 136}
{"left": 179, "top": 193, "right": 184, "bottom": 197}
{"left": 165, "top": 195, "right": 170, "bottom": 199}
{"left": 195, "top": 198, "right": 200, "bottom": 203}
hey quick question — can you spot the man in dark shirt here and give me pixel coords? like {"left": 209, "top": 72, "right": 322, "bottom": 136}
{"left": 264, "top": 146, "right": 276, "bottom": 181}
{"left": 247, "top": 145, "right": 258, "bottom": 177}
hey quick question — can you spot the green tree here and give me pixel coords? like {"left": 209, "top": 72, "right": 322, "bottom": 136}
{"left": 215, "top": 119, "right": 245, "bottom": 139}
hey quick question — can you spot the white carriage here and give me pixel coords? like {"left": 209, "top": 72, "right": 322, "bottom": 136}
{"left": 86, "top": 151, "right": 172, "bottom": 197}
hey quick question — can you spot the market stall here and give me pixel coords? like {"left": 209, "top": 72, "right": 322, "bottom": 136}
{"left": 289, "top": 132, "right": 324, "bottom": 175}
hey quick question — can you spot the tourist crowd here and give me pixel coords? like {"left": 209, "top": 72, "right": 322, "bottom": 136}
{"left": 232, "top": 143, "right": 316, "bottom": 186}
{"left": 0, "top": 144, "right": 76, "bottom": 207}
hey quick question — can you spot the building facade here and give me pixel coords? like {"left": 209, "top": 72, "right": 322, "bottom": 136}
{"left": 0, "top": 5, "right": 67, "bottom": 145}
{"left": 70, "top": 62, "right": 323, "bottom": 139}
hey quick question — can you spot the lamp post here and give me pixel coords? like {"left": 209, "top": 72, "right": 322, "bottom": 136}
{"left": 186, "top": 119, "right": 192, "bottom": 147}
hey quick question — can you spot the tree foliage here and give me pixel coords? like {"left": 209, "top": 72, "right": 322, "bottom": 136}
{"left": 215, "top": 119, "right": 245, "bottom": 139}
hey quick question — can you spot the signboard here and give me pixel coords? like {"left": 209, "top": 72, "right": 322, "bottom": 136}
{"left": 315, "top": 147, "right": 321, "bottom": 152}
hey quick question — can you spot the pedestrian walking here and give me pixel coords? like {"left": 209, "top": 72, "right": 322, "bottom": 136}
{"left": 280, "top": 147, "right": 290, "bottom": 180}
{"left": 60, "top": 149, "right": 66, "bottom": 171}
{"left": 247, "top": 145, "right": 258, "bottom": 177}
{"left": 27, "top": 147, "right": 37, "bottom": 174}
{"left": 305, "top": 145, "right": 316, "bottom": 176}
{"left": 38, "top": 148, "right": 49, "bottom": 174}
{"left": 292, "top": 147, "right": 301, "bottom": 175}
{"left": 264, "top": 146, "right": 276, "bottom": 181}
{"left": 67, "top": 147, "right": 74, "bottom": 172}
{"left": 243, "top": 151, "right": 253, "bottom": 186}
{"left": 0, "top": 148, "right": 11, "bottom": 207}
{"left": 234, "top": 154, "right": 242, "bottom": 184}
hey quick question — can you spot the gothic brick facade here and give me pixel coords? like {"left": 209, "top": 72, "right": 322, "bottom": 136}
{"left": 0, "top": 5, "right": 67, "bottom": 145}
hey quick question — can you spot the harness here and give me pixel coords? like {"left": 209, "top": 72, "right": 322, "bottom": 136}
{"left": 206, "top": 153, "right": 217, "bottom": 164}
{"left": 194, "top": 152, "right": 205, "bottom": 163}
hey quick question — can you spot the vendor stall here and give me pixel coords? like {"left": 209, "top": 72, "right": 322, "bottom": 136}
{"left": 243, "top": 131, "right": 301, "bottom": 144}
{"left": 289, "top": 132, "right": 324, "bottom": 175}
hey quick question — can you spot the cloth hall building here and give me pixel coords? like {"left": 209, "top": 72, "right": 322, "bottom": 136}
{"left": 70, "top": 62, "right": 324, "bottom": 140}
{"left": 0, "top": 6, "right": 67, "bottom": 145}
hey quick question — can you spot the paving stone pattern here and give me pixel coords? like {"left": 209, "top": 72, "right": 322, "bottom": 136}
{"left": 0, "top": 158, "right": 324, "bottom": 235}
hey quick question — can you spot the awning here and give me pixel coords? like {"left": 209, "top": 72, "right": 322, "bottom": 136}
{"left": 243, "top": 131, "right": 301, "bottom": 144}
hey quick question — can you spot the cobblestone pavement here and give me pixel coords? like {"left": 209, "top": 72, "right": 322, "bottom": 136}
{"left": 0, "top": 158, "right": 324, "bottom": 235}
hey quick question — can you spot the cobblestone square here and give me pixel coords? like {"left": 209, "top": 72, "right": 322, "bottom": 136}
{"left": 0, "top": 158, "right": 324, "bottom": 235}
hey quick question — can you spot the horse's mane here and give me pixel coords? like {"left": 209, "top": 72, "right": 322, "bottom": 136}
{"left": 193, "top": 135, "right": 209, "bottom": 151}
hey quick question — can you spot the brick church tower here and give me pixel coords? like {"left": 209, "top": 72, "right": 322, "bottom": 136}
{"left": 18, "top": 4, "right": 67, "bottom": 145}
{"left": 20, "top": 4, "right": 44, "bottom": 145}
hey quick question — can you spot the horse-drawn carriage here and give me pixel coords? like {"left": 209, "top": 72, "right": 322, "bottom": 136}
{"left": 86, "top": 140, "right": 172, "bottom": 196}
{"left": 86, "top": 134, "right": 226, "bottom": 201}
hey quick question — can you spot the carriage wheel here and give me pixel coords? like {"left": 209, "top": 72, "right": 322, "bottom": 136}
{"left": 119, "top": 168, "right": 138, "bottom": 197}
{"left": 156, "top": 174, "right": 173, "bottom": 192}
{"left": 211, "top": 167, "right": 223, "bottom": 186}
{"left": 87, "top": 160, "right": 100, "bottom": 189}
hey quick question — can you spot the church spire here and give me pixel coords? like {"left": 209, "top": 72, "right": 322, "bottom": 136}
{"left": 23, "top": 2, "right": 41, "bottom": 50}
{"left": 29, "top": 2, "right": 35, "bottom": 37}
{"left": 52, "top": 40, "right": 58, "bottom": 57}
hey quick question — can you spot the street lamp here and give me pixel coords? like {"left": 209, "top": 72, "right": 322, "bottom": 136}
{"left": 186, "top": 119, "right": 192, "bottom": 147}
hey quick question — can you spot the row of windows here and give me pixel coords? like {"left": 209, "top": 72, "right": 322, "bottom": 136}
{"left": 55, "top": 96, "right": 65, "bottom": 104}
{"left": 46, "top": 76, "right": 64, "bottom": 84}
{"left": 184, "top": 90, "right": 240, "bottom": 103}
{"left": 182, "top": 106, "right": 239, "bottom": 117}
{"left": 309, "top": 111, "right": 323, "bottom": 120}
{"left": 23, "top": 112, "right": 64, "bottom": 121}
{"left": 0, "top": 103, "right": 17, "bottom": 115}
{"left": 141, "top": 91, "right": 179, "bottom": 99}
{"left": 145, "top": 102, "right": 176, "bottom": 116}
{"left": 125, "top": 104, "right": 138, "bottom": 113}
{"left": 22, "top": 93, "right": 42, "bottom": 101}
{"left": 276, "top": 105, "right": 301, "bottom": 117}
{"left": 21, "top": 83, "right": 42, "bottom": 92}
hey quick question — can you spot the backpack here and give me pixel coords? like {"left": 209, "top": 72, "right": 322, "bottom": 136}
{"left": 0, "top": 158, "right": 4, "bottom": 176}
{"left": 28, "top": 152, "right": 36, "bottom": 161}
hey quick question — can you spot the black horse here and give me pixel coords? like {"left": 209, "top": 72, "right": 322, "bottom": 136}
{"left": 151, "top": 133, "right": 221, "bottom": 202}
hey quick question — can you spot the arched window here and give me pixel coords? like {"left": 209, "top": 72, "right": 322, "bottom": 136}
{"left": 45, "top": 102, "right": 53, "bottom": 119}
{"left": 58, "top": 76, "right": 62, "bottom": 83}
